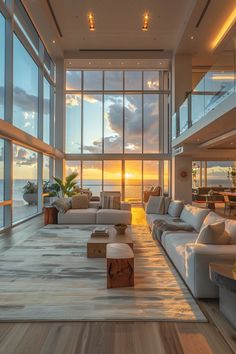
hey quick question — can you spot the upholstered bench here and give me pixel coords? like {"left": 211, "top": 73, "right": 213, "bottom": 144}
{"left": 106, "top": 243, "right": 134, "bottom": 288}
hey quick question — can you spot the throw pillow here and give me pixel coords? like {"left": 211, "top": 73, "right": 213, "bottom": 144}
{"left": 145, "top": 196, "right": 165, "bottom": 215}
{"left": 72, "top": 194, "right": 89, "bottom": 209}
{"left": 195, "top": 221, "right": 230, "bottom": 245}
{"left": 168, "top": 200, "right": 184, "bottom": 217}
{"left": 52, "top": 198, "right": 71, "bottom": 214}
{"left": 225, "top": 219, "right": 236, "bottom": 244}
{"left": 101, "top": 195, "right": 121, "bottom": 210}
{"left": 164, "top": 197, "right": 171, "bottom": 214}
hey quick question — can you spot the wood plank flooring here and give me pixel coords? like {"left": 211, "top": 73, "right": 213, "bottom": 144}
{"left": 0, "top": 207, "right": 235, "bottom": 354}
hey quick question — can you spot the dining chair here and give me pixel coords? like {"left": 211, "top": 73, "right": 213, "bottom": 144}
{"left": 223, "top": 195, "right": 236, "bottom": 215}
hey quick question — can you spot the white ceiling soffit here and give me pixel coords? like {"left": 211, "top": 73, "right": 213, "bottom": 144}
{"left": 41, "top": 0, "right": 193, "bottom": 59}
{"left": 175, "top": 0, "right": 236, "bottom": 66}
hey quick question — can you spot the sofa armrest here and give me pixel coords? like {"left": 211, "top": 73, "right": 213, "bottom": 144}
{"left": 120, "top": 202, "right": 131, "bottom": 211}
{"left": 185, "top": 243, "right": 236, "bottom": 298}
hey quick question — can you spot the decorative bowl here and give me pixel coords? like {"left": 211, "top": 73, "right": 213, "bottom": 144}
{"left": 114, "top": 223, "right": 127, "bottom": 235}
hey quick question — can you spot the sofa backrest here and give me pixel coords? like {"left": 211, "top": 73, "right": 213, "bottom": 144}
{"left": 180, "top": 204, "right": 210, "bottom": 232}
{"left": 167, "top": 200, "right": 184, "bottom": 217}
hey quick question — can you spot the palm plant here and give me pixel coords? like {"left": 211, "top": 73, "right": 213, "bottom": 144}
{"left": 52, "top": 172, "right": 78, "bottom": 197}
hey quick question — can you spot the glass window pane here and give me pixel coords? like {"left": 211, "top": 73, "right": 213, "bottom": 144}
{"left": 0, "top": 206, "right": 3, "bottom": 229}
{"left": 13, "top": 35, "right": 38, "bottom": 137}
{"left": 0, "top": 14, "right": 5, "bottom": 119}
{"left": 83, "top": 71, "right": 103, "bottom": 90}
{"left": 82, "top": 161, "right": 102, "bottom": 196}
{"left": 43, "top": 155, "right": 50, "bottom": 181}
{"left": 125, "top": 94, "right": 142, "bottom": 153}
{"left": 103, "top": 160, "right": 122, "bottom": 191}
{"left": 206, "top": 161, "right": 236, "bottom": 188}
{"left": 104, "top": 95, "right": 123, "bottom": 153}
{"left": 83, "top": 94, "right": 102, "bottom": 153}
{"left": 43, "top": 78, "right": 50, "bottom": 144}
{"left": 14, "top": 0, "right": 39, "bottom": 54}
{"left": 0, "top": 139, "right": 4, "bottom": 201}
{"left": 125, "top": 160, "right": 142, "bottom": 203}
{"left": 164, "top": 160, "right": 169, "bottom": 195}
{"left": 65, "top": 161, "right": 81, "bottom": 183}
{"left": 143, "top": 161, "right": 159, "bottom": 190}
{"left": 13, "top": 145, "right": 38, "bottom": 223}
{"left": 124, "top": 71, "right": 142, "bottom": 90}
{"left": 143, "top": 94, "right": 159, "bottom": 153}
{"left": 66, "top": 94, "right": 81, "bottom": 153}
{"left": 104, "top": 71, "right": 123, "bottom": 90}
{"left": 66, "top": 70, "right": 81, "bottom": 91}
{"left": 143, "top": 71, "right": 159, "bottom": 90}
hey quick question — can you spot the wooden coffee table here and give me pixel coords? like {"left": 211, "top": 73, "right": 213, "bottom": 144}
{"left": 87, "top": 227, "right": 133, "bottom": 258}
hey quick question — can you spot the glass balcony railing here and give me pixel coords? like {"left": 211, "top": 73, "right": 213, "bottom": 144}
{"left": 172, "top": 38, "right": 236, "bottom": 140}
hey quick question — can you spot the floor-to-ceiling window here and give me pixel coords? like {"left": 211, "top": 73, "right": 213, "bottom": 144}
{"left": 0, "top": 0, "right": 56, "bottom": 229}
{"left": 13, "top": 35, "right": 38, "bottom": 136}
{"left": 65, "top": 69, "right": 171, "bottom": 201}
{"left": 0, "top": 139, "right": 4, "bottom": 228}
{"left": 12, "top": 145, "right": 38, "bottom": 223}
{"left": 0, "top": 13, "right": 5, "bottom": 119}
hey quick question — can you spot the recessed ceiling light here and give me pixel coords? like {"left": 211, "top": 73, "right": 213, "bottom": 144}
{"left": 69, "top": 62, "right": 72, "bottom": 65}
{"left": 137, "top": 62, "right": 140, "bottom": 65}
{"left": 108, "top": 62, "right": 111, "bottom": 65}
{"left": 88, "top": 62, "right": 91, "bottom": 65}
{"left": 121, "top": 62, "right": 124, "bottom": 65}
{"left": 230, "top": 142, "right": 234, "bottom": 145}
{"left": 52, "top": 40, "right": 56, "bottom": 44}
{"left": 88, "top": 13, "right": 95, "bottom": 31}
{"left": 190, "top": 35, "right": 194, "bottom": 40}
{"left": 160, "top": 62, "right": 162, "bottom": 65}
{"left": 142, "top": 13, "right": 149, "bottom": 31}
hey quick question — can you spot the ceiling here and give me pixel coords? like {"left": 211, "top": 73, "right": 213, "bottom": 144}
{"left": 23, "top": 0, "right": 236, "bottom": 68}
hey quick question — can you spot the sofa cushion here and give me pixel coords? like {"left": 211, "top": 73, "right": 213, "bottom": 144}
{"left": 96, "top": 209, "right": 131, "bottom": 225}
{"left": 101, "top": 195, "right": 121, "bottom": 210}
{"left": 89, "top": 201, "right": 100, "bottom": 209}
{"left": 180, "top": 204, "right": 209, "bottom": 232}
{"left": 225, "top": 219, "right": 236, "bottom": 244}
{"left": 71, "top": 195, "right": 89, "bottom": 209}
{"left": 164, "top": 197, "right": 171, "bottom": 214}
{"left": 201, "top": 211, "right": 225, "bottom": 230}
{"left": 52, "top": 198, "right": 71, "bottom": 214}
{"left": 58, "top": 208, "right": 97, "bottom": 224}
{"left": 146, "top": 213, "right": 174, "bottom": 229}
{"left": 145, "top": 196, "right": 164, "bottom": 214}
{"left": 162, "top": 232, "right": 198, "bottom": 278}
{"left": 196, "top": 221, "right": 230, "bottom": 245}
{"left": 167, "top": 200, "right": 184, "bottom": 217}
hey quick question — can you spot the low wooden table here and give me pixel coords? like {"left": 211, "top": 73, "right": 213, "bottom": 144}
{"left": 209, "top": 262, "right": 236, "bottom": 329}
{"left": 44, "top": 206, "right": 58, "bottom": 225}
{"left": 87, "top": 227, "right": 133, "bottom": 258}
{"left": 107, "top": 243, "right": 134, "bottom": 288}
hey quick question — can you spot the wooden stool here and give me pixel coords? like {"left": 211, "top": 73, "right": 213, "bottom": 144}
{"left": 106, "top": 243, "right": 134, "bottom": 289}
{"left": 44, "top": 206, "right": 58, "bottom": 225}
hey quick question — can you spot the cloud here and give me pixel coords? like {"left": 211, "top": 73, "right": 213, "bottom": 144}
{"left": 14, "top": 146, "right": 37, "bottom": 166}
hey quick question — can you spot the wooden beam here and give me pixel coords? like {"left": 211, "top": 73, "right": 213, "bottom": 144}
{"left": 0, "top": 119, "right": 64, "bottom": 159}
{"left": 0, "top": 200, "right": 12, "bottom": 207}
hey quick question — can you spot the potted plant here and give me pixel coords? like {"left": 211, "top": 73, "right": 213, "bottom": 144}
{"left": 227, "top": 165, "right": 236, "bottom": 187}
{"left": 52, "top": 172, "right": 78, "bottom": 197}
{"left": 23, "top": 181, "right": 38, "bottom": 205}
{"left": 43, "top": 181, "right": 60, "bottom": 205}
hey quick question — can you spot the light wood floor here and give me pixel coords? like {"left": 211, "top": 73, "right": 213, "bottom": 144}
{"left": 0, "top": 208, "right": 235, "bottom": 354}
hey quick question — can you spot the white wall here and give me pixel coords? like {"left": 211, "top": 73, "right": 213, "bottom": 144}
{"left": 172, "top": 155, "right": 192, "bottom": 204}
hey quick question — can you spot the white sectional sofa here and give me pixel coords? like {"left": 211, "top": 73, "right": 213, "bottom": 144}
{"left": 58, "top": 201, "right": 132, "bottom": 225}
{"left": 146, "top": 200, "right": 236, "bottom": 298}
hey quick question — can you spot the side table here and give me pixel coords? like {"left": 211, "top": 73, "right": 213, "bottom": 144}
{"left": 209, "top": 262, "right": 236, "bottom": 329}
{"left": 44, "top": 206, "right": 58, "bottom": 225}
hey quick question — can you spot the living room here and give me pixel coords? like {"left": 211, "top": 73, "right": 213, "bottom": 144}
{"left": 0, "top": 0, "right": 236, "bottom": 353}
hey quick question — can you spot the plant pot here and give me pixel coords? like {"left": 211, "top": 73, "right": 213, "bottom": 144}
{"left": 23, "top": 193, "right": 38, "bottom": 206}
{"left": 44, "top": 196, "right": 58, "bottom": 205}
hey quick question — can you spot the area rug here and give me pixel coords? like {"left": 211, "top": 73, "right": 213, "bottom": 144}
{"left": 0, "top": 225, "right": 207, "bottom": 322}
